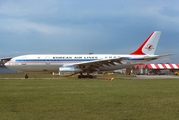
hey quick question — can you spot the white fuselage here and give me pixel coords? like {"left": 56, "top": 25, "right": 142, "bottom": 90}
{"left": 5, "top": 54, "right": 155, "bottom": 73}
{"left": 4, "top": 31, "right": 164, "bottom": 74}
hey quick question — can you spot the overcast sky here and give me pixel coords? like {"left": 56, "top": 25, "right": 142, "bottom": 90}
{"left": 0, "top": 0, "right": 179, "bottom": 63}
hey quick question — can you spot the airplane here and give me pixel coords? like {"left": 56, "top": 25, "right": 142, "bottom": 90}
{"left": 1, "top": 31, "right": 172, "bottom": 79}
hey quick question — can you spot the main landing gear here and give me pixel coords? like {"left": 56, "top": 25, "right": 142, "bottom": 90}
{"left": 78, "top": 71, "right": 94, "bottom": 79}
{"left": 78, "top": 75, "right": 94, "bottom": 79}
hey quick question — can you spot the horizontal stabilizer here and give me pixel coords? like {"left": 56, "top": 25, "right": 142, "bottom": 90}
{"left": 144, "top": 54, "right": 173, "bottom": 61}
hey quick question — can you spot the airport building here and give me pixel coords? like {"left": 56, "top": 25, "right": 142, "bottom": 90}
{"left": 131, "top": 64, "right": 179, "bottom": 75}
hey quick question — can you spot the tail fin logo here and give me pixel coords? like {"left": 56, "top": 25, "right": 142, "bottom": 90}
{"left": 130, "top": 31, "right": 161, "bottom": 55}
{"left": 145, "top": 44, "right": 154, "bottom": 51}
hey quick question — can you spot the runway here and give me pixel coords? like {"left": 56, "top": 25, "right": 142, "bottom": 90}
{"left": 0, "top": 75, "right": 179, "bottom": 80}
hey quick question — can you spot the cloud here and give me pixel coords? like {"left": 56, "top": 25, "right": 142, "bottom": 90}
{"left": 0, "top": 0, "right": 178, "bottom": 63}
{"left": 0, "top": 19, "right": 70, "bottom": 35}
{"left": 160, "top": 6, "right": 179, "bottom": 17}
{"left": 0, "top": 0, "right": 57, "bottom": 17}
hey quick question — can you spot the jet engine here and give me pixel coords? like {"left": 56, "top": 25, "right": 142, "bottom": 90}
{"left": 59, "top": 66, "right": 82, "bottom": 76}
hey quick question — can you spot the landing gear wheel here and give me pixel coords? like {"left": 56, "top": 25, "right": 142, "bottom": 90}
{"left": 78, "top": 75, "right": 82, "bottom": 79}
{"left": 89, "top": 75, "right": 93, "bottom": 79}
{"left": 25, "top": 74, "right": 28, "bottom": 79}
{"left": 78, "top": 75, "right": 94, "bottom": 79}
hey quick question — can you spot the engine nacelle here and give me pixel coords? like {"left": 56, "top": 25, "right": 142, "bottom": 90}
{"left": 59, "top": 66, "right": 82, "bottom": 76}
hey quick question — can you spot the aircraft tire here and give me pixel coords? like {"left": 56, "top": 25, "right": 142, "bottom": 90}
{"left": 25, "top": 75, "right": 28, "bottom": 79}
{"left": 87, "top": 75, "right": 93, "bottom": 78}
{"left": 78, "top": 75, "right": 94, "bottom": 79}
{"left": 78, "top": 75, "right": 82, "bottom": 79}
{"left": 89, "top": 75, "right": 93, "bottom": 78}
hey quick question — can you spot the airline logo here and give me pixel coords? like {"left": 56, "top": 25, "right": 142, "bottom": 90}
{"left": 145, "top": 44, "right": 154, "bottom": 51}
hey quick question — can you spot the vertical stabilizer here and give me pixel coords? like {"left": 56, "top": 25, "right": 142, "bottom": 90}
{"left": 130, "top": 31, "right": 161, "bottom": 55}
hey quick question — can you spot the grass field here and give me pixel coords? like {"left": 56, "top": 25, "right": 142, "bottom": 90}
{"left": 0, "top": 74, "right": 179, "bottom": 120}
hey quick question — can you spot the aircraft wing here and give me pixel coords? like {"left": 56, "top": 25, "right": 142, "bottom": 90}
{"left": 0, "top": 57, "right": 12, "bottom": 62}
{"left": 64, "top": 57, "right": 127, "bottom": 69}
{"left": 63, "top": 53, "right": 173, "bottom": 71}
{"left": 144, "top": 54, "right": 173, "bottom": 61}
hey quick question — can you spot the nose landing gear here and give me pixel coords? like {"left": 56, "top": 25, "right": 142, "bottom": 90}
{"left": 25, "top": 74, "right": 28, "bottom": 79}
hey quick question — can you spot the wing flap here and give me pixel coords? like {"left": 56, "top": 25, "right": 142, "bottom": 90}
{"left": 63, "top": 57, "right": 126, "bottom": 69}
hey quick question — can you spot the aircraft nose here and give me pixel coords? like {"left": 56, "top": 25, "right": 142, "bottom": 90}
{"left": 4, "top": 62, "right": 14, "bottom": 70}
{"left": 4, "top": 62, "right": 10, "bottom": 67}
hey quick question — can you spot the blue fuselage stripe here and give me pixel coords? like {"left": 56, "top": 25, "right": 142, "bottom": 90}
{"left": 15, "top": 58, "right": 145, "bottom": 62}
{"left": 15, "top": 59, "right": 96, "bottom": 62}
